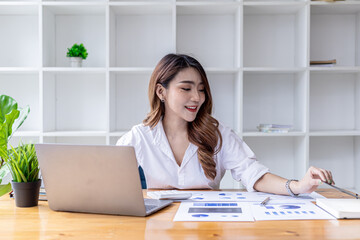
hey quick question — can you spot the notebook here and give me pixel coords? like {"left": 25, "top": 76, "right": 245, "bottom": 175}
{"left": 316, "top": 198, "right": 360, "bottom": 219}
{"left": 35, "top": 144, "right": 172, "bottom": 216}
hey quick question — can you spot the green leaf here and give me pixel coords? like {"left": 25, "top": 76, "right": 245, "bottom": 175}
{"left": 0, "top": 95, "right": 18, "bottom": 123}
{"left": 5, "top": 109, "right": 20, "bottom": 140}
{"left": 0, "top": 95, "right": 30, "bottom": 163}
{"left": 0, "top": 109, "right": 20, "bottom": 149}
{"left": 66, "top": 43, "right": 88, "bottom": 60}
{"left": 10, "top": 105, "right": 30, "bottom": 140}
{"left": 4, "top": 144, "right": 38, "bottom": 183}
{"left": 0, "top": 183, "right": 11, "bottom": 197}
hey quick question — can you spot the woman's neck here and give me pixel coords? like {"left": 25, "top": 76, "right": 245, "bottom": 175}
{"left": 162, "top": 114, "right": 188, "bottom": 139}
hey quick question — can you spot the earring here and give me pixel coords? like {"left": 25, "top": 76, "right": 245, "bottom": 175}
{"left": 161, "top": 99, "right": 165, "bottom": 103}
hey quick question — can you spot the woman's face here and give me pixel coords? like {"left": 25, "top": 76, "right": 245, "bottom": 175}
{"left": 161, "top": 67, "right": 206, "bottom": 123}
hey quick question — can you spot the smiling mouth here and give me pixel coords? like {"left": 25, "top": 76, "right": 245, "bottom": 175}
{"left": 185, "top": 106, "right": 198, "bottom": 112}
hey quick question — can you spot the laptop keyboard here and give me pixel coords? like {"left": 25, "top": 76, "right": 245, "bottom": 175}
{"left": 145, "top": 205, "right": 157, "bottom": 212}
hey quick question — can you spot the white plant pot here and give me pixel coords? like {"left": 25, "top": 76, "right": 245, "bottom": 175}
{"left": 69, "top": 57, "right": 83, "bottom": 67}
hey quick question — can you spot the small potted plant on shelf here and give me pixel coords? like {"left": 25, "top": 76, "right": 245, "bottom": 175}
{"left": 1, "top": 143, "right": 41, "bottom": 207}
{"left": 66, "top": 43, "right": 88, "bottom": 67}
{"left": 0, "top": 95, "right": 30, "bottom": 198}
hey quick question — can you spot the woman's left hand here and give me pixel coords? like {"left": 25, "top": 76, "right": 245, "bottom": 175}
{"left": 293, "top": 166, "right": 334, "bottom": 194}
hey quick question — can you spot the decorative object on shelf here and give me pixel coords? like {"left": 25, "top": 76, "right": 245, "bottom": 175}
{"left": 257, "top": 124, "right": 293, "bottom": 133}
{"left": 310, "top": 59, "right": 336, "bottom": 67}
{"left": 66, "top": 43, "right": 88, "bottom": 67}
{"left": 0, "top": 95, "right": 30, "bottom": 197}
{"left": 3, "top": 143, "right": 41, "bottom": 207}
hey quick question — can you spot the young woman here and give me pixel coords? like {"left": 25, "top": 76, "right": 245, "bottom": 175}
{"left": 117, "top": 53, "right": 334, "bottom": 195}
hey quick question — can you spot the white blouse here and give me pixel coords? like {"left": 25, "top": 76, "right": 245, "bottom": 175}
{"left": 116, "top": 120, "right": 269, "bottom": 191}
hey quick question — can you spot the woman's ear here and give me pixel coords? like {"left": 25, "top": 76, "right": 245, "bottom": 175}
{"left": 156, "top": 83, "right": 165, "bottom": 102}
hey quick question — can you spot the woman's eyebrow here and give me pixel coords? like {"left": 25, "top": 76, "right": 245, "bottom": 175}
{"left": 178, "top": 80, "right": 204, "bottom": 85}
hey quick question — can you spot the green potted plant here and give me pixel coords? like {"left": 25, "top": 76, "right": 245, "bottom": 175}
{"left": 0, "top": 95, "right": 30, "bottom": 197}
{"left": 66, "top": 43, "right": 88, "bottom": 67}
{"left": 1, "top": 143, "right": 40, "bottom": 207}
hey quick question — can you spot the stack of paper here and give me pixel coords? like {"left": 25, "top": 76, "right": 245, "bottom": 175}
{"left": 316, "top": 198, "right": 360, "bottom": 219}
{"left": 257, "top": 124, "right": 293, "bottom": 133}
{"left": 173, "top": 191, "right": 336, "bottom": 222}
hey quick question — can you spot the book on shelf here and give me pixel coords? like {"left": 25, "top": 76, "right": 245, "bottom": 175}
{"left": 316, "top": 198, "right": 360, "bottom": 219}
{"left": 257, "top": 124, "right": 293, "bottom": 133}
{"left": 310, "top": 59, "right": 337, "bottom": 67}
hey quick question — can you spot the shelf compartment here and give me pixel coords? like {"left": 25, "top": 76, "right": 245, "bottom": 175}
{"left": 109, "top": 4, "right": 174, "bottom": 68}
{"left": 43, "top": 72, "right": 106, "bottom": 131}
{"left": 310, "top": 3, "right": 360, "bottom": 67}
{"left": 0, "top": 5, "right": 39, "bottom": 67}
{"left": 110, "top": 72, "right": 150, "bottom": 132}
{"left": 208, "top": 72, "right": 240, "bottom": 131}
{"left": 244, "top": 136, "right": 307, "bottom": 180}
{"left": 43, "top": 136, "right": 106, "bottom": 145}
{"left": 243, "top": 71, "right": 306, "bottom": 132}
{"left": 0, "top": 73, "right": 40, "bottom": 131}
{"left": 109, "top": 136, "right": 123, "bottom": 145}
{"left": 42, "top": 4, "right": 106, "bottom": 67}
{"left": 243, "top": 3, "right": 307, "bottom": 68}
{"left": 176, "top": 3, "right": 240, "bottom": 68}
{"left": 309, "top": 136, "right": 360, "bottom": 190}
{"left": 8, "top": 136, "right": 40, "bottom": 148}
{"left": 309, "top": 72, "right": 360, "bottom": 131}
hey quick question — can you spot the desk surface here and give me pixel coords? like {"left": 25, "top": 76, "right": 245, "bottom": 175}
{"left": 1, "top": 188, "right": 359, "bottom": 240}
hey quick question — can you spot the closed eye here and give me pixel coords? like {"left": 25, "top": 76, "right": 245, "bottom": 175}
{"left": 181, "top": 88, "right": 191, "bottom": 91}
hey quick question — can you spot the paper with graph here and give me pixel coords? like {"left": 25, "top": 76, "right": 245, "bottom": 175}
{"left": 181, "top": 191, "right": 325, "bottom": 203}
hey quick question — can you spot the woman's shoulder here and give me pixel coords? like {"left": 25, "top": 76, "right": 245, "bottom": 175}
{"left": 217, "top": 122, "right": 244, "bottom": 146}
{"left": 217, "top": 122, "right": 235, "bottom": 136}
{"left": 117, "top": 123, "right": 152, "bottom": 145}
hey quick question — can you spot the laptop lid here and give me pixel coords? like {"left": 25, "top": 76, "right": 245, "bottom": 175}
{"left": 35, "top": 144, "right": 157, "bottom": 216}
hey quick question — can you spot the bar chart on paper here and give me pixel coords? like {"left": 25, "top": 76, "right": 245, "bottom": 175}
{"left": 251, "top": 202, "right": 335, "bottom": 221}
{"left": 173, "top": 202, "right": 254, "bottom": 222}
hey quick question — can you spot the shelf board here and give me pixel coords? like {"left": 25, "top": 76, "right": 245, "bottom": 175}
{"left": 244, "top": 2, "right": 305, "bottom": 15}
{"left": 13, "top": 131, "right": 41, "bottom": 137}
{"left": 0, "top": 67, "right": 39, "bottom": 74}
{"left": 43, "top": 67, "right": 106, "bottom": 73}
{"left": 110, "top": 2, "right": 173, "bottom": 15}
{"left": 42, "top": 3, "right": 106, "bottom": 15}
{"left": 43, "top": 131, "right": 107, "bottom": 137}
{"left": 243, "top": 131, "right": 306, "bottom": 137}
{"left": 243, "top": 67, "right": 306, "bottom": 73}
{"left": 309, "top": 130, "right": 360, "bottom": 136}
{"left": 0, "top": 3, "right": 38, "bottom": 15}
{"left": 109, "top": 67, "right": 153, "bottom": 73}
{"left": 109, "top": 131, "right": 128, "bottom": 137}
{"left": 309, "top": 66, "right": 360, "bottom": 73}
{"left": 311, "top": 1, "right": 360, "bottom": 14}
{"left": 176, "top": 2, "right": 239, "bottom": 15}
{"left": 205, "top": 67, "right": 239, "bottom": 73}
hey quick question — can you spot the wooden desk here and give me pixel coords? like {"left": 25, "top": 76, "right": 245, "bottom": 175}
{"left": 1, "top": 189, "right": 359, "bottom": 240}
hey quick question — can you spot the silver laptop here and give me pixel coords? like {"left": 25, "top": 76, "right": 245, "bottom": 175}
{"left": 35, "top": 144, "right": 172, "bottom": 216}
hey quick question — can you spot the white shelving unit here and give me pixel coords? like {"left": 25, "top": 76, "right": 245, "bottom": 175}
{"left": 1, "top": 0, "right": 360, "bottom": 192}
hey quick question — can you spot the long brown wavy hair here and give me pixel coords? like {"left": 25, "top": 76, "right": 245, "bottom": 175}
{"left": 143, "top": 54, "right": 222, "bottom": 180}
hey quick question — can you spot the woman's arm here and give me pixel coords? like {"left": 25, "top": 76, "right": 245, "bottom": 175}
{"left": 253, "top": 166, "right": 334, "bottom": 195}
